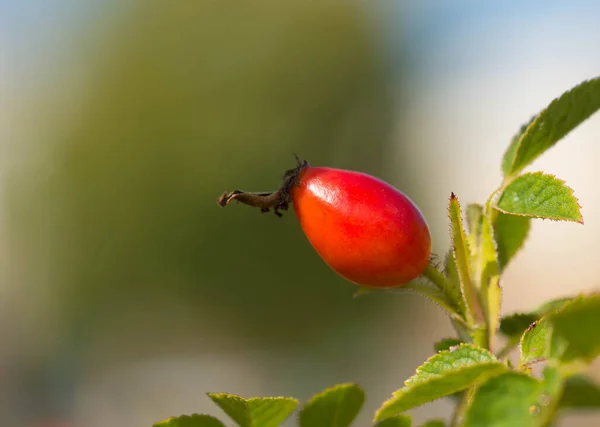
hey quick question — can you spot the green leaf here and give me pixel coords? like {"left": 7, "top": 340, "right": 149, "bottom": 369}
{"left": 448, "top": 193, "right": 482, "bottom": 325}
{"left": 548, "top": 294, "right": 600, "bottom": 362}
{"left": 476, "top": 213, "right": 502, "bottom": 348}
{"left": 416, "top": 255, "right": 465, "bottom": 318}
{"left": 502, "top": 77, "right": 600, "bottom": 177}
{"left": 434, "top": 338, "right": 463, "bottom": 353}
{"left": 500, "top": 297, "right": 574, "bottom": 341}
{"left": 441, "top": 252, "right": 469, "bottom": 320}
{"left": 493, "top": 212, "right": 530, "bottom": 270}
{"left": 207, "top": 393, "right": 298, "bottom": 427}
{"left": 466, "top": 203, "right": 484, "bottom": 264}
{"left": 499, "top": 313, "right": 538, "bottom": 340}
{"left": 540, "top": 367, "right": 567, "bottom": 420}
{"left": 536, "top": 297, "right": 573, "bottom": 315}
{"left": 504, "top": 296, "right": 585, "bottom": 365}
{"left": 374, "top": 344, "right": 506, "bottom": 422}
{"left": 466, "top": 203, "right": 484, "bottom": 235}
{"left": 374, "top": 415, "right": 412, "bottom": 427}
{"left": 519, "top": 318, "right": 552, "bottom": 367}
{"left": 496, "top": 172, "right": 583, "bottom": 223}
{"left": 444, "top": 250, "right": 460, "bottom": 287}
{"left": 464, "top": 369, "right": 563, "bottom": 427}
{"left": 153, "top": 414, "right": 225, "bottom": 427}
{"left": 299, "top": 383, "right": 364, "bottom": 427}
{"left": 501, "top": 115, "right": 536, "bottom": 176}
{"left": 559, "top": 375, "right": 600, "bottom": 409}
{"left": 419, "top": 421, "right": 446, "bottom": 427}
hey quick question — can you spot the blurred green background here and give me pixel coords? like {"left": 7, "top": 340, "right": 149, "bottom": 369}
{"left": 4, "top": 1, "right": 600, "bottom": 426}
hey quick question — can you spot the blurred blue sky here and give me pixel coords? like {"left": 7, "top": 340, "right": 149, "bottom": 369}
{"left": 384, "top": 1, "right": 600, "bottom": 80}
{"left": 6, "top": 1, "right": 600, "bottom": 92}
{"left": 2, "top": 0, "right": 116, "bottom": 94}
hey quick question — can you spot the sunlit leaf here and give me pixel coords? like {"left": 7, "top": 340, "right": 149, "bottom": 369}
{"left": 299, "top": 383, "right": 364, "bottom": 427}
{"left": 502, "top": 77, "right": 600, "bottom": 177}
{"left": 441, "top": 251, "right": 469, "bottom": 320}
{"left": 536, "top": 297, "right": 573, "bottom": 315}
{"left": 448, "top": 193, "right": 481, "bottom": 325}
{"left": 501, "top": 115, "right": 536, "bottom": 176}
{"left": 153, "top": 414, "right": 226, "bottom": 427}
{"left": 476, "top": 213, "right": 502, "bottom": 348}
{"left": 466, "top": 203, "right": 484, "bottom": 264}
{"left": 466, "top": 203, "right": 484, "bottom": 236}
{"left": 207, "top": 393, "right": 298, "bottom": 427}
{"left": 519, "top": 318, "right": 552, "bottom": 367}
{"left": 444, "top": 250, "right": 460, "bottom": 287}
{"left": 374, "top": 415, "right": 412, "bottom": 427}
{"left": 493, "top": 212, "right": 530, "bottom": 270}
{"left": 419, "top": 421, "right": 446, "bottom": 427}
{"left": 464, "top": 368, "right": 563, "bottom": 427}
{"left": 500, "top": 297, "right": 574, "bottom": 342}
{"left": 374, "top": 345, "right": 505, "bottom": 422}
{"left": 496, "top": 172, "right": 582, "bottom": 223}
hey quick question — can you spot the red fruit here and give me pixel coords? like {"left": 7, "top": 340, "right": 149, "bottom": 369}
{"left": 289, "top": 166, "right": 431, "bottom": 288}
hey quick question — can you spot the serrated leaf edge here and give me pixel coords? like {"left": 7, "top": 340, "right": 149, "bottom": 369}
{"left": 502, "top": 114, "right": 537, "bottom": 176}
{"left": 374, "top": 344, "right": 502, "bottom": 422}
{"left": 299, "top": 383, "right": 364, "bottom": 411}
{"left": 496, "top": 172, "right": 584, "bottom": 224}
{"left": 299, "top": 383, "right": 365, "bottom": 427}
{"left": 505, "top": 77, "right": 600, "bottom": 177}
{"left": 477, "top": 211, "right": 503, "bottom": 349}
{"left": 518, "top": 318, "right": 552, "bottom": 367}
{"left": 207, "top": 392, "right": 299, "bottom": 427}
{"left": 398, "top": 344, "right": 499, "bottom": 391}
{"left": 208, "top": 392, "right": 298, "bottom": 402}
{"left": 448, "top": 193, "right": 482, "bottom": 325}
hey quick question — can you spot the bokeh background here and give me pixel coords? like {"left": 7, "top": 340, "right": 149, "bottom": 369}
{"left": 3, "top": 1, "right": 600, "bottom": 426}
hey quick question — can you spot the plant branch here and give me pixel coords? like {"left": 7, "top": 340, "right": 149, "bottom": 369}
{"left": 422, "top": 263, "right": 451, "bottom": 293}
{"left": 422, "top": 263, "right": 474, "bottom": 343}
{"left": 451, "top": 386, "right": 476, "bottom": 427}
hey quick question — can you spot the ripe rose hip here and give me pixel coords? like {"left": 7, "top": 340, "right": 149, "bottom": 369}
{"left": 289, "top": 166, "right": 431, "bottom": 288}
{"left": 217, "top": 159, "right": 432, "bottom": 288}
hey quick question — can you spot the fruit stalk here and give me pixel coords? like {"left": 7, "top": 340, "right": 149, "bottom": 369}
{"left": 217, "top": 157, "right": 309, "bottom": 217}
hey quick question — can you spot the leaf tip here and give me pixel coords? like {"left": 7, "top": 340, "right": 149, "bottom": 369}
{"left": 373, "top": 403, "right": 395, "bottom": 424}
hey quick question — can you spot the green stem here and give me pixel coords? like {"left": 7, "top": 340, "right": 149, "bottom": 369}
{"left": 472, "top": 325, "right": 489, "bottom": 350}
{"left": 451, "top": 387, "right": 476, "bottom": 427}
{"left": 451, "top": 318, "right": 473, "bottom": 343}
{"left": 423, "top": 263, "right": 475, "bottom": 343}
{"left": 422, "top": 263, "right": 451, "bottom": 293}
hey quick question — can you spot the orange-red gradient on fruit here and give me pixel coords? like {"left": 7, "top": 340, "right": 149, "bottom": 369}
{"left": 290, "top": 166, "right": 431, "bottom": 288}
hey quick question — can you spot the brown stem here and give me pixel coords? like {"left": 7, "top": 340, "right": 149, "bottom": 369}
{"left": 217, "top": 190, "right": 288, "bottom": 217}
{"left": 216, "top": 156, "right": 309, "bottom": 217}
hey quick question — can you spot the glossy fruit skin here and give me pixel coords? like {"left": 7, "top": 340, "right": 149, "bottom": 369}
{"left": 290, "top": 166, "right": 431, "bottom": 288}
